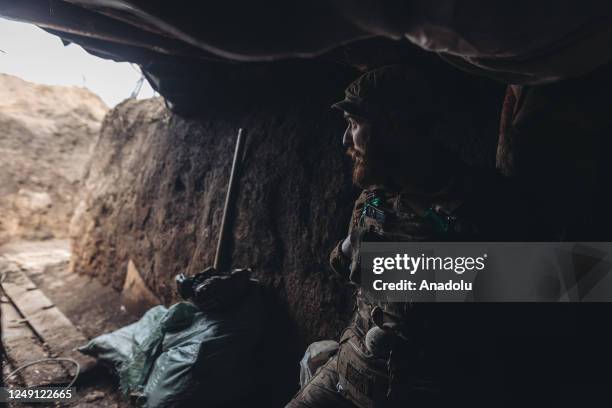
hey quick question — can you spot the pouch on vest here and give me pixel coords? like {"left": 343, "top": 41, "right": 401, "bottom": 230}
{"left": 337, "top": 327, "right": 391, "bottom": 408}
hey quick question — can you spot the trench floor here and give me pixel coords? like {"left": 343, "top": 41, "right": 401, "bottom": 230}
{"left": 1, "top": 239, "right": 137, "bottom": 407}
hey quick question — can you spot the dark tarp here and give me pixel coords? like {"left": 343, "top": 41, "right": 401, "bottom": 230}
{"left": 2, "top": 0, "right": 612, "bottom": 84}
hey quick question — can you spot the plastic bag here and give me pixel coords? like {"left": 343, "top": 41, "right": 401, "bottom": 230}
{"left": 79, "top": 280, "right": 264, "bottom": 408}
{"left": 299, "top": 340, "right": 339, "bottom": 388}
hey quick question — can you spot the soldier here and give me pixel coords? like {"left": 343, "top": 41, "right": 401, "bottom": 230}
{"left": 286, "top": 65, "right": 532, "bottom": 408}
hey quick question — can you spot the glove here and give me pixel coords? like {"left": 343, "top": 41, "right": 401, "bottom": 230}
{"left": 192, "top": 268, "right": 251, "bottom": 312}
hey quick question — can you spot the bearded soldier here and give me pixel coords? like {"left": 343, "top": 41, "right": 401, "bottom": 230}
{"left": 286, "top": 65, "right": 533, "bottom": 408}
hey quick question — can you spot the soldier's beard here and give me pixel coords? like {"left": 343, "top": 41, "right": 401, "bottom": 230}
{"left": 347, "top": 147, "right": 388, "bottom": 188}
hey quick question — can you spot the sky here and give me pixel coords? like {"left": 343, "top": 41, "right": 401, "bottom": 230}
{"left": 0, "top": 17, "right": 155, "bottom": 107}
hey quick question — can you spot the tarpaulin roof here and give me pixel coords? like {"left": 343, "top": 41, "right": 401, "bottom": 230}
{"left": 2, "top": 0, "right": 612, "bottom": 84}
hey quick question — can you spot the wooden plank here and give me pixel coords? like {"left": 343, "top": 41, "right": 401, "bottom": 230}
{"left": 1, "top": 269, "right": 97, "bottom": 374}
{"left": 121, "top": 259, "right": 160, "bottom": 316}
{"left": 1, "top": 299, "right": 69, "bottom": 386}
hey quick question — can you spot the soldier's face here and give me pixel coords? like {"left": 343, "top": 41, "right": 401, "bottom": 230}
{"left": 343, "top": 112, "right": 431, "bottom": 189}
{"left": 343, "top": 113, "right": 378, "bottom": 187}
{"left": 342, "top": 113, "right": 370, "bottom": 155}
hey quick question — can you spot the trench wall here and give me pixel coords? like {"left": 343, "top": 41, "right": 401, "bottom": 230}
{"left": 70, "top": 59, "right": 504, "bottom": 349}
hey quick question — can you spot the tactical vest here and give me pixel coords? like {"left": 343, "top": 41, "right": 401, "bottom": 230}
{"left": 335, "top": 187, "right": 478, "bottom": 408}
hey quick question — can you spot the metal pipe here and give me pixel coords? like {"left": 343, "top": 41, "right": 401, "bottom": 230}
{"left": 214, "top": 128, "right": 246, "bottom": 271}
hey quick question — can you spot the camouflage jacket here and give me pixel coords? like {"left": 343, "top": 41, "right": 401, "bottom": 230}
{"left": 330, "top": 168, "right": 531, "bottom": 283}
{"left": 329, "top": 168, "right": 534, "bottom": 342}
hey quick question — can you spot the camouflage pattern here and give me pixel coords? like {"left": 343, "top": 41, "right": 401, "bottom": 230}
{"left": 286, "top": 162, "right": 532, "bottom": 407}
{"left": 288, "top": 174, "right": 476, "bottom": 408}
{"left": 337, "top": 185, "right": 467, "bottom": 408}
{"left": 286, "top": 356, "right": 355, "bottom": 408}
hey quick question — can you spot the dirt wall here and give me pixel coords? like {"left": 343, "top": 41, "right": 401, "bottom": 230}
{"left": 69, "top": 95, "right": 358, "bottom": 344}
{"left": 0, "top": 74, "right": 108, "bottom": 243}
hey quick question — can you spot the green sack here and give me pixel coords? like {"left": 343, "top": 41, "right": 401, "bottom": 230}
{"left": 78, "top": 305, "right": 168, "bottom": 372}
{"left": 79, "top": 281, "right": 264, "bottom": 408}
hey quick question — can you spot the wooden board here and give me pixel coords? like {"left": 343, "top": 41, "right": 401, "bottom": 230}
{"left": 1, "top": 268, "right": 96, "bottom": 376}
{"left": 1, "top": 298, "right": 69, "bottom": 386}
{"left": 121, "top": 259, "right": 161, "bottom": 316}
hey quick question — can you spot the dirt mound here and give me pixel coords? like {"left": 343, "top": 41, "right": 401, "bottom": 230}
{"left": 0, "top": 74, "right": 109, "bottom": 243}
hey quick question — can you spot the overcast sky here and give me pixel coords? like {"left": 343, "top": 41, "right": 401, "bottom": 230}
{"left": 0, "top": 17, "right": 155, "bottom": 107}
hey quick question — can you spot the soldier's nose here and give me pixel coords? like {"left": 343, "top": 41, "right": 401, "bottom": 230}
{"left": 342, "top": 127, "right": 353, "bottom": 148}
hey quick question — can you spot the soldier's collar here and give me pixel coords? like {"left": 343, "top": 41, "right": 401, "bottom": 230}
{"left": 363, "top": 169, "right": 470, "bottom": 215}
{"left": 394, "top": 172, "right": 461, "bottom": 215}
